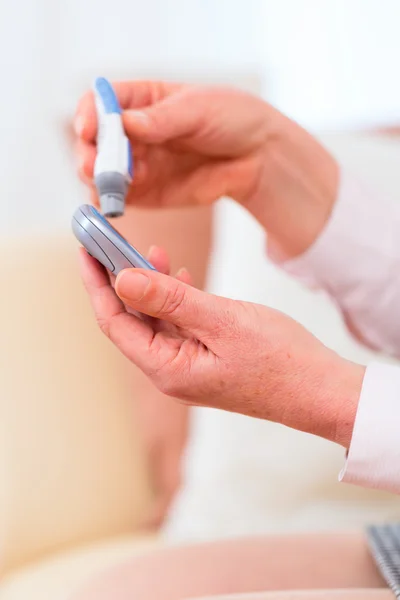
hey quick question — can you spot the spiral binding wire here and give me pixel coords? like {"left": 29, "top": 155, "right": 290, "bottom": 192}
{"left": 367, "top": 524, "right": 400, "bottom": 598}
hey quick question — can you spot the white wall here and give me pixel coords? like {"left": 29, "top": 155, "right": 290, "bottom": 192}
{"left": 261, "top": 0, "right": 400, "bottom": 130}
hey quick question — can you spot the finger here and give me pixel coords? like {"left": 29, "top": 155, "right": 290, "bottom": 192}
{"left": 76, "top": 139, "right": 96, "bottom": 182}
{"left": 108, "top": 272, "right": 116, "bottom": 288}
{"left": 147, "top": 246, "right": 170, "bottom": 275}
{"left": 78, "top": 249, "right": 159, "bottom": 374}
{"left": 175, "top": 267, "right": 192, "bottom": 286}
{"left": 89, "top": 186, "right": 100, "bottom": 208}
{"left": 78, "top": 248, "right": 127, "bottom": 334}
{"left": 78, "top": 166, "right": 94, "bottom": 188}
{"left": 122, "top": 87, "right": 204, "bottom": 144}
{"left": 75, "top": 80, "right": 182, "bottom": 144}
{"left": 115, "top": 268, "right": 226, "bottom": 338}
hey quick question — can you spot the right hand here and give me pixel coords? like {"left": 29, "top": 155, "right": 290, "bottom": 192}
{"left": 75, "top": 81, "right": 273, "bottom": 208}
{"left": 75, "top": 81, "right": 338, "bottom": 259}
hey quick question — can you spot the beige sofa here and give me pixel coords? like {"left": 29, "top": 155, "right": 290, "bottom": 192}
{"left": 0, "top": 234, "right": 160, "bottom": 599}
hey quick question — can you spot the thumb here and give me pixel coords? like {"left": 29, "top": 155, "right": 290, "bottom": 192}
{"left": 122, "top": 90, "right": 204, "bottom": 144}
{"left": 115, "top": 268, "right": 224, "bottom": 338}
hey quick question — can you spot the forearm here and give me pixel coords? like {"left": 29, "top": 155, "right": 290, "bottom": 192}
{"left": 244, "top": 112, "right": 400, "bottom": 357}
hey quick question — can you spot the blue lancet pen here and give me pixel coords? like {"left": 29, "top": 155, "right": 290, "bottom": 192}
{"left": 93, "top": 77, "right": 133, "bottom": 218}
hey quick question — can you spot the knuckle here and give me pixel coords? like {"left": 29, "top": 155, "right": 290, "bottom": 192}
{"left": 157, "top": 377, "right": 177, "bottom": 398}
{"left": 158, "top": 282, "right": 186, "bottom": 318}
{"left": 155, "top": 365, "right": 181, "bottom": 396}
{"left": 156, "top": 372, "right": 199, "bottom": 405}
{"left": 95, "top": 309, "right": 124, "bottom": 340}
{"left": 159, "top": 370, "right": 197, "bottom": 401}
{"left": 147, "top": 354, "right": 179, "bottom": 397}
{"left": 155, "top": 369, "right": 184, "bottom": 399}
{"left": 96, "top": 316, "right": 110, "bottom": 337}
{"left": 164, "top": 381, "right": 184, "bottom": 398}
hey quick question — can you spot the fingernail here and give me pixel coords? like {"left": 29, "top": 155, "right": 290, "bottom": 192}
{"left": 146, "top": 245, "right": 156, "bottom": 261}
{"left": 116, "top": 271, "right": 150, "bottom": 301}
{"left": 176, "top": 267, "right": 188, "bottom": 278}
{"left": 74, "top": 114, "right": 84, "bottom": 136}
{"left": 124, "top": 110, "right": 151, "bottom": 127}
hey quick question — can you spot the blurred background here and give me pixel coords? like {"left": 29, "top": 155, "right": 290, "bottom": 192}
{"left": 1, "top": 0, "right": 400, "bottom": 597}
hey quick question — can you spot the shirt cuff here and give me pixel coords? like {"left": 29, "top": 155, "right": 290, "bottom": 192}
{"left": 275, "top": 167, "right": 400, "bottom": 355}
{"left": 340, "top": 362, "right": 400, "bottom": 494}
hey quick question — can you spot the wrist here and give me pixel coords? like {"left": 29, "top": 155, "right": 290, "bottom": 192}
{"left": 276, "top": 348, "right": 364, "bottom": 449}
{"left": 310, "top": 356, "right": 365, "bottom": 449}
{"left": 243, "top": 113, "right": 339, "bottom": 260}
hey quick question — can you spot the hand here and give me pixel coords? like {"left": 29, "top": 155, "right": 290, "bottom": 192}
{"left": 79, "top": 250, "right": 365, "bottom": 449}
{"left": 75, "top": 81, "right": 338, "bottom": 259}
{"left": 75, "top": 82, "right": 270, "bottom": 208}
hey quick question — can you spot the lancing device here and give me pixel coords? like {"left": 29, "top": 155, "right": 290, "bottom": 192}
{"left": 93, "top": 77, "right": 132, "bottom": 218}
{"left": 72, "top": 204, "right": 155, "bottom": 275}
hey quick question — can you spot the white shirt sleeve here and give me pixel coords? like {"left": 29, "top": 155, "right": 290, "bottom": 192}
{"left": 339, "top": 362, "right": 400, "bottom": 493}
{"left": 277, "top": 168, "right": 400, "bottom": 493}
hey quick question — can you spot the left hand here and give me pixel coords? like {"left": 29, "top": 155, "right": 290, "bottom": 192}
{"left": 79, "top": 249, "right": 365, "bottom": 449}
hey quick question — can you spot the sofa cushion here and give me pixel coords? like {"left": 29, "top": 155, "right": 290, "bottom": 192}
{"left": 0, "top": 235, "right": 152, "bottom": 572}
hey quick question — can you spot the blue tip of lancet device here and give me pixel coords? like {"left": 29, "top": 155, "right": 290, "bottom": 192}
{"left": 94, "top": 77, "right": 122, "bottom": 115}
